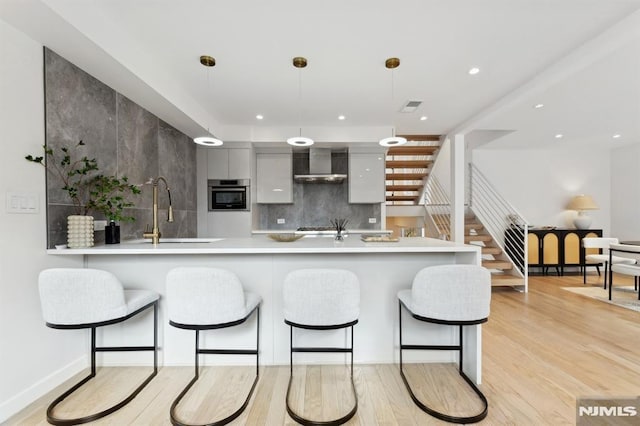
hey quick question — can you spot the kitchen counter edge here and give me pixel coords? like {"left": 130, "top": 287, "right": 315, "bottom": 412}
{"left": 46, "top": 236, "right": 480, "bottom": 255}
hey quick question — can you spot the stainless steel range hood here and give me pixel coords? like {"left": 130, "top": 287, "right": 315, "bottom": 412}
{"left": 293, "top": 148, "right": 347, "bottom": 183}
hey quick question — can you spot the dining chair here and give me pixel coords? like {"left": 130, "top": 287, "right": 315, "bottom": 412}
{"left": 608, "top": 243, "right": 640, "bottom": 301}
{"left": 582, "top": 237, "right": 636, "bottom": 289}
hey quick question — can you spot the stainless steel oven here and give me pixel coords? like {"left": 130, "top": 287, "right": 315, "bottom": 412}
{"left": 208, "top": 179, "right": 250, "bottom": 211}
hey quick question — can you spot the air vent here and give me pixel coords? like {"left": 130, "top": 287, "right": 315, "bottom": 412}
{"left": 400, "top": 100, "right": 422, "bottom": 113}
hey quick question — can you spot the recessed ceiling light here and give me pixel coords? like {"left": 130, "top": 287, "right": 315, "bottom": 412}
{"left": 420, "top": 116, "right": 428, "bottom": 121}
{"left": 534, "top": 103, "right": 544, "bottom": 109}
{"left": 555, "top": 134, "right": 563, "bottom": 139}
{"left": 613, "top": 134, "right": 622, "bottom": 139}
{"left": 338, "top": 115, "right": 346, "bottom": 120}
{"left": 468, "top": 67, "right": 480, "bottom": 75}
{"left": 256, "top": 114, "right": 264, "bottom": 120}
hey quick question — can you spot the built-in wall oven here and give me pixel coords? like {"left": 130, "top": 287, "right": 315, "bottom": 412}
{"left": 208, "top": 179, "right": 250, "bottom": 211}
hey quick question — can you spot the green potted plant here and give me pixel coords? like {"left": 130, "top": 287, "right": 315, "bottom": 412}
{"left": 86, "top": 175, "right": 141, "bottom": 244}
{"left": 26, "top": 140, "right": 100, "bottom": 247}
{"left": 26, "top": 140, "right": 141, "bottom": 246}
{"left": 25, "top": 140, "right": 98, "bottom": 215}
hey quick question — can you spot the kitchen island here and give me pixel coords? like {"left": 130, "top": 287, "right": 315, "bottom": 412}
{"left": 48, "top": 235, "right": 485, "bottom": 382}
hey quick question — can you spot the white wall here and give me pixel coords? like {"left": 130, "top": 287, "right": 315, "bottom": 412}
{"left": 611, "top": 144, "right": 640, "bottom": 240}
{"left": 0, "top": 20, "right": 86, "bottom": 422}
{"left": 473, "top": 147, "right": 611, "bottom": 234}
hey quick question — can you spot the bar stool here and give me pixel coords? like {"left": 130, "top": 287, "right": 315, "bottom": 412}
{"left": 38, "top": 268, "right": 159, "bottom": 425}
{"left": 166, "top": 267, "right": 261, "bottom": 426}
{"left": 398, "top": 264, "right": 491, "bottom": 424}
{"left": 283, "top": 268, "right": 360, "bottom": 426}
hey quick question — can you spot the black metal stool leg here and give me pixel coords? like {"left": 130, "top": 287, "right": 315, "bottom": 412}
{"left": 285, "top": 323, "right": 358, "bottom": 426}
{"left": 46, "top": 302, "right": 159, "bottom": 425}
{"left": 170, "top": 306, "right": 260, "bottom": 426}
{"left": 398, "top": 302, "right": 488, "bottom": 424}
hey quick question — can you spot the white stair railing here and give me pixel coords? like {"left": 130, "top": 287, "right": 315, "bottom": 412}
{"left": 469, "top": 163, "right": 528, "bottom": 291}
{"left": 423, "top": 175, "right": 451, "bottom": 239}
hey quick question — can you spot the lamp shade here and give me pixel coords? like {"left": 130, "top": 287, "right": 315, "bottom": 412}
{"left": 566, "top": 194, "right": 598, "bottom": 211}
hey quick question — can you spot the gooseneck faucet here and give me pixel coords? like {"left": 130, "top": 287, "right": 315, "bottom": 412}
{"left": 143, "top": 176, "right": 174, "bottom": 245}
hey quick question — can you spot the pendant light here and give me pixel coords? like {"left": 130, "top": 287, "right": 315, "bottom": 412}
{"left": 194, "top": 55, "right": 224, "bottom": 147}
{"left": 379, "top": 57, "right": 407, "bottom": 147}
{"left": 287, "top": 57, "right": 314, "bottom": 147}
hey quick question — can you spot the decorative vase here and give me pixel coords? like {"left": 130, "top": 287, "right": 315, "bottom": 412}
{"left": 105, "top": 221, "right": 120, "bottom": 244}
{"left": 67, "top": 215, "right": 94, "bottom": 248}
{"left": 334, "top": 230, "right": 344, "bottom": 246}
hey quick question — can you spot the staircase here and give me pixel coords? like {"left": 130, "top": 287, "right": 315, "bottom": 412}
{"left": 464, "top": 214, "right": 525, "bottom": 287}
{"left": 432, "top": 212, "right": 524, "bottom": 287}
{"left": 385, "top": 135, "right": 441, "bottom": 205}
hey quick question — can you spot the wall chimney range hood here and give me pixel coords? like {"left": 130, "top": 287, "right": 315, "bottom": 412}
{"left": 293, "top": 148, "right": 347, "bottom": 183}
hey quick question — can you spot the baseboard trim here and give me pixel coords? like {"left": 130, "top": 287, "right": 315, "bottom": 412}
{"left": 0, "top": 355, "right": 88, "bottom": 423}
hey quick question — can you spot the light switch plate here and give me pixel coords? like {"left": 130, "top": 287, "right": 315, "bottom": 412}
{"left": 277, "top": 218, "right": 286, "bottom": 224}
{"left": 368, "top": 217, "right": 377, "bottom": 224}
{"left": 6, "top": 192, "right": 39, "bottom": 214}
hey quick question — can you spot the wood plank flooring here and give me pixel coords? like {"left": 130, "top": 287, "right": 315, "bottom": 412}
{"left": 6, "top": 274, "right": 640, "bottom": 425}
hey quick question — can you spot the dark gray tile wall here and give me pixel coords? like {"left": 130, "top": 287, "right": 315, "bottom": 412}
{"left": 44, "top": 48, "right": 197, "bottom": 248}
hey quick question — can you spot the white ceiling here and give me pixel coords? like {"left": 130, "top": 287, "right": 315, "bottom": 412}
{"left": 2, "top": 0, "right": 640, "bottom": 148}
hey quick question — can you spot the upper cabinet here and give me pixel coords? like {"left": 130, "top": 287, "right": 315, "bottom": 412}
{"left": 207, "top": 148, "right": 250, "bottom": 179}
{"left": 348, "top": 149, "right": 385, "bottom": 203}
{"left": 256, "top": 150, "right": 293, "bottom": 203}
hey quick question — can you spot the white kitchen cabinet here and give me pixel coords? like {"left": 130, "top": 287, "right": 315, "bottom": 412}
{"left": 349, "top": 151, "right": 385, "bottom": 203}
{"left": 207, "top": 148, "right": 250, "bottom": 179}
{"left": 257, "top": 152, "right": 292, "bottom": 203}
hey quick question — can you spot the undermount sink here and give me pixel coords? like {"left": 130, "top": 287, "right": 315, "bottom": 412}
{"left": 158, "top": 238, "right": 223, "bottom": 243}
{"left": 123, "top": 238, "right": 223, "bottom": 244}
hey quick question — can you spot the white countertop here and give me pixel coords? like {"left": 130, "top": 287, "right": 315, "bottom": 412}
{"left": 251, "top": 229, "right": 393, "bottom": 235}
{"left": 47, "top": 235, "right": 479, "bottom": 255}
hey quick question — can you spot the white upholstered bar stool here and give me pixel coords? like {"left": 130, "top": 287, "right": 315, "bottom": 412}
{"left": 38, "top": 268, "right": 159, "bottom": 425}
{"left": 283, "top": 269, "right": 360, "bottom": 426}
{"left": 166, "top": 267, "right": 261, "bottom": 426}
{"left": 608, "top": 243, "right": 640, "bottom": 301}
{"left": 398, "top": 264, "right": 491, "bottom": 424}
{"left": 583, "top": 237, "right": 636, "bottom": 289}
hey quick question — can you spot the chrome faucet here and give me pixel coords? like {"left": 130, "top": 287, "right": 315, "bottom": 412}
{"left": 143, "top": 176, "right": 174, "bottom": 244}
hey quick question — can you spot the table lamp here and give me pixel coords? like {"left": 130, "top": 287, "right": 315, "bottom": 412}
{"left": 566, "top": 194, "right": 598, "bottom": 229}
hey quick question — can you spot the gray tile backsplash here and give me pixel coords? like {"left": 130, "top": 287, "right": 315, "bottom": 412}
{"left": 257, "top": 181, "right": 381, "bottom": 230}
{"left": 258, "top": 150, "right": 381, "bottom": 230}
{"left": 44, "top": 48, "right": 197, "bottom": 248}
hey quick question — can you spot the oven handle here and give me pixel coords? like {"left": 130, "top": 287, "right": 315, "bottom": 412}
{"left": 210, "top": 187, "right": 246, "bottom": 192}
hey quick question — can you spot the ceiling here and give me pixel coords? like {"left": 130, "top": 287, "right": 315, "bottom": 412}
{"left": 2, "top": 0, "right": 640, "bottom": 149}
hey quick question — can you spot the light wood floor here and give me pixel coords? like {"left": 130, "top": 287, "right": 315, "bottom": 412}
{"left": 7, "top": 274, "right": 640, "bottom": 425}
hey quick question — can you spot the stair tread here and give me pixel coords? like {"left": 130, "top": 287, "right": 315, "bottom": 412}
{"left": 483, "top": 260, "right": 513, "bottom": 270}
{"left": 386, "top": 160, "right": 432, "bottom": 169}
{"left": 482, "top": 246, "right": 502, "bottom": 255}
{"left": 387, "top": 146, "right": 439, "bottom": 156}
{"left": 465, "top": 234, "right": 493, "bottom": 242}
{"left": 386, "top": 172, "right": 428, "bottom": 181}
{"left": 491, "top": 275, "right": 524, "bottom": 286}
{"left": 386, "top": 195, "right": 420, "bottom": 202}
{"left": 387, "top": 184, "right": 423, "bottom": 192}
